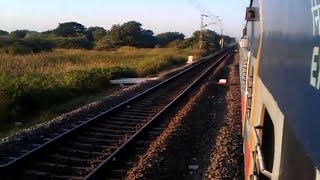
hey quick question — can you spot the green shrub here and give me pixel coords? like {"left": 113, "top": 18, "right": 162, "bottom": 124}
{"left": 63, "top": 67, "right": 137, "bottom": 91}
{"left": 0, "top": 91, "right": 11, "bottom": 124}
{"left": 7, "top": 42, "right": 33, "bottom": 55}
{"left": 50, "top": 37, "right": 94, "bottom": 50}
{"left": 166, "top": 39, "right": 184, "bottom": 49}
{"left": 6, "top": 38, "right": 53, "bottom": 55}
{"left": 23, "top": 37, "right": 54, "bottom": 53}
{"left": 0, "top": 37, "right": 13, "bottom": 49}
{"left": 192, "top": 48, "right": 209, "bottom": 59}
{"left": 165, "top": 55, "right": 185, "bottom": 66}
{"left": 95, "top": 37, "right": 114, "bottom": 50}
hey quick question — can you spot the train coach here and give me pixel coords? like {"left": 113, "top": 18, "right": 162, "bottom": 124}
{"left": 239, "top": 0, "right": 320, "bottom": 179}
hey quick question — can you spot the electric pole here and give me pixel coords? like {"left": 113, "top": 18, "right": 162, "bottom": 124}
{"left": 220, "top": 29, "right": 224, "bottom": 49}
{"left": 199, "top": 14, "right": 208, "bottom": 49}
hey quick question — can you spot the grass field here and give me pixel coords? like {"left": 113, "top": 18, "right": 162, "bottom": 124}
{"left": 0, "top": 47, "right": 206, "bottom": 136}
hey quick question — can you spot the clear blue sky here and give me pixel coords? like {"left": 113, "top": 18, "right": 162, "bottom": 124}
{"left": 1, "top": 0, "right": 248, "bottom": 39}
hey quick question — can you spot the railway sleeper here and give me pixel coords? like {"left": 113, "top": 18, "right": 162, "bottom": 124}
{"left": 116, "top": 111, "right": 154, "bottom": 116}
{"left": 83, "top": 131, "right": 122, "bottom": 140}
{"left": 124, "top": 108, "right": 158, "bottom": 114}
{"left": 133, "top": 101, "right": 162, "bottom": 107}
{"left": 105, "top": 119, "right": 142, "bottom": 126}
{"left": 88, "top": 127, "right": 135, "bottom": 134}
{"left": 67, "top": 141, "right": 111, "bottom": 152}
{"left": 110, "top": 169, "right": 127, "bottom": 179}
{"left": 133, "top": 100, "right": 156, "bottom": 105}
{"left": 135, "top": 140, "right": 149, "bottom": 146}
{"left": 127, "top": 105, "right": 163, "bottom": 110}
{"left": 57, "top": 147, "right": 109, "bottom": 159}
{"left": 93, "top": 123, "right": 136, "bottom": 130}
{"left": 152, "top": 127, "right": 165, "bottom": 131}
{"left": 124, "top": 161, "right": 136, "bottom": 166}
{"left": 47, "top": 174, "right": 83, "bottom": 180}
{"left": 107, "top": 116, "right": 146, "bottom": 123}
{"left": 47, "top": 154, "right": 103, "bottom": 167}
{"left": 149, "top": 130, "right": 162, "bottom": 135}
{"left": 24, "top": 170, "right": 81, "bottom": 180}
{"left": 113, "top": 113, "right": 150, "bottom": 119}
{"left": 28, "top": 161, "right": 89, "bottom": 176}
{"left": 134, "top": 147, "right": 146, "bottom": 154}
{"left": 74, "top": 136, "right": 118, "bottom": 145}
{"left": 86, "top": 113, "right": 98, "bottom": 118}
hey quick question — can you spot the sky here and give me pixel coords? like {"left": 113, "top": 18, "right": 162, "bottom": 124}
{"left": 0, "top": 0, "right": 248, "bottom": 39}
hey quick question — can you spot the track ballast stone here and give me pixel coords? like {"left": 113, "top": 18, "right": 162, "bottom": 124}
{"left": 127, "top": 51, "right": 244, "bottom": 180}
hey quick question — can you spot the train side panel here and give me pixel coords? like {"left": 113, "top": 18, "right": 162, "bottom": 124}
{"left": 241, "top": 0, "right": 320, "bottom": 179}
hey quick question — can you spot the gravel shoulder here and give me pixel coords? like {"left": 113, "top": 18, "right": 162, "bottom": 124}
{"left": 127, "top": 51, "right": 244, "bottom": 180}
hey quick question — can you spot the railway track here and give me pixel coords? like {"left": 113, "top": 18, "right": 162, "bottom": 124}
{"left": 0, "top": 47, "right": 234, "bottom": 180}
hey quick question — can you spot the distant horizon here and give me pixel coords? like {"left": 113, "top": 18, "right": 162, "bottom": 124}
{"left": 0, "top": 20, "right": 230, "bottom": 38}
{"left": 1, "top": 0, "right": 248, "bottom": 39}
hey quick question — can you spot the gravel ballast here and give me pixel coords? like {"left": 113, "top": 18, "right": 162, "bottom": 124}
{"left": 127, "top": 51, "right": 244, "bottom": 179}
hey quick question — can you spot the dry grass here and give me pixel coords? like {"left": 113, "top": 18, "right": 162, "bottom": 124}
{"left": 0, "top": 47, "right": 193, "bottom": 76}
{"left": 0, "top": 47, "right": 201, "bottom": 126}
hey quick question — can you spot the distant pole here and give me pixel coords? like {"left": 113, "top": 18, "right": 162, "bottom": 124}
{"left": 199, "top": 14, "right": 208, "bottom": 49}
{"left": 220, "top": 29, "right": 224, "bottom": 49}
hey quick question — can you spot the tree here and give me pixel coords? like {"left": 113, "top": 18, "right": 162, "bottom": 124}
{"left": 106, "top": 24, "right": 125, "bottom": 46}
{"left": 25, "top": 31, "right": 40, "bottom": 38}
{"left": 88, "top": 26, "right": 107, "bottom": 41}
{"left": 156, "top": 32, "right": 185, "bottom": 47}
{"left": 85, "top": 30, "right": 94, "bottom": 42}
{"left": 182, "top": 29, "right": 221, "bottom": 50}
{"left": 51, "top": 37, "right": 93, "bottom": 50}
{"left": 121, "top": 21, "right": 143, "bottom": 45}
{"left": 10, "top": 30, "right": 29, "bottom": 39}
{"left": 54, "top": 22, "right": 87, "bottom": 37}
{"left": 0, "top": 30, "right": 9, "bottom": 36}
{"left": 166, "top": 39, "right": 184, "bottom": 49}
{"left": 201, "top": 30, "right": 221, "bottom": 50}
{"left": 139, "top": 29, "right": 157, "bottom": 48}
{"left": 95, "top": 37, "right": 114, "bottom": 50}
{"left": 101, "top": 21, "right": 157, "bottom": 48}
{"left": 223, "top": 35, "right": 236, "bottom": 45}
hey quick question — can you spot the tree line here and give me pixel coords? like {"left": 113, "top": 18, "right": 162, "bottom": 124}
{"left": 0, "top": 21, "right": 235, "bottom": 55}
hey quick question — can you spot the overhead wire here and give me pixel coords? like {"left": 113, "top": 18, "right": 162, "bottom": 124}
{"left": 186, "top": 0, "right": 222, "bottom": 32}
{"left": 186, "top": 0, "right": 220, "bottom": 21}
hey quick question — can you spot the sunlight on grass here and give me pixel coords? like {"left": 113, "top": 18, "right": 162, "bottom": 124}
{"left": 0, "top": 47, "right": 204, "bottom": 134}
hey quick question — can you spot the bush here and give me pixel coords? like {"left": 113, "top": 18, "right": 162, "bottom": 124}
{"left": 95, "top": 39, "right": 114, "bottom": 50}
{"left": 165, "top": 55, "right": 185, "bottom": 66}
{"left": 23, "top": 37, "right": 54, "bottom": 53}
{"left": 9, "top": 30, "right": 29, "bottom": 39}
{"left": 7, "top": 42, "right": 33, "bottom": 55}
{"left": 0, "top": 37, "right": 13, "bottom": 49}
{"left": 192, "top": 48, "right": 209, "bottom": 59}
{"left": 63, "top": 67, "right": 137, "bottom": 91}
{"left": 0, "top": 91, "right": 11, "bottom": 124}
{"left": 166, "top": 39, "right": 184, "bottom": 49}
{"left": 50, "top": 37, "right": 94, "bottom": 50}
{"left": 6, "top": 38, "right": 53, "bottom": 55}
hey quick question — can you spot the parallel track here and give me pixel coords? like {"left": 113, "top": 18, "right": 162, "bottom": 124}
{"left": 0, "top": 47, "right": 234, "bottom": 180}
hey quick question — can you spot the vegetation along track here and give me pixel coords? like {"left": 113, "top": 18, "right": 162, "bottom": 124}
{"left": 0, "top": 46, "right": 235, "bottom": 180}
